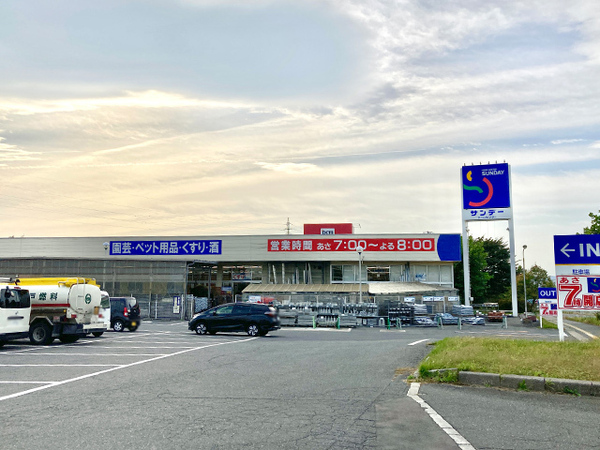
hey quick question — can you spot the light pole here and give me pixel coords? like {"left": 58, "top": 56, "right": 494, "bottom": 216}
{"left": 357, "top": 246, "right": 364, "bottom": 303}
{"left": 522, "top": 245, "right": 527, "bottom": 314}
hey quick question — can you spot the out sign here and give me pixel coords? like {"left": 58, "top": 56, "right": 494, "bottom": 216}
{"left": 538, "top": 287, "right": 557, "bottom": 299}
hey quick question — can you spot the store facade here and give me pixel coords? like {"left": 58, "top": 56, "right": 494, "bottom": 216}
{"left": 0, "top": 227, "right": 461, "bottom": 319}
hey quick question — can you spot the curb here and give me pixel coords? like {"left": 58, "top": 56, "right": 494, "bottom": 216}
{"left": 420, "top": 369, "right": 600, "bottom": 397}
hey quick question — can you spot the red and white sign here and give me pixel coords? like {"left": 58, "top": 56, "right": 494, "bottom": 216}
{"left": 539, "top": 300, "right": 558, "bottom": 316}
{"left": 303, "top": 223, "right": 353, "bottom": 235}
{"left": 556, "top": 275, "right": 600, "bottom": 310}
{"left": 268, "top": 237, "right": 435, "bottom": 252}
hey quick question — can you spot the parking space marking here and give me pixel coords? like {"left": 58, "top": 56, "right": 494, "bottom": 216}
{"left": 0, "top": 337, "right": 256, "bottom": 403}
{"left": 408, "top": 339, "right": 429, "bottom": 346}
{"left": 0, "top": 364, "right": 119, "bottom": 367}
{"left": 2, "top": 352, "right": 172, "bottom": 357}
{"left": 282, "top": 328, "right": 353, "bottom": 332}
{"left": 408, "top": 383, "right": 476, "bottom": 450}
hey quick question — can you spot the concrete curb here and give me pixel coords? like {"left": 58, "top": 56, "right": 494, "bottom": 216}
{"left": 421, "top": 370, "right": 599, "bottom": 397}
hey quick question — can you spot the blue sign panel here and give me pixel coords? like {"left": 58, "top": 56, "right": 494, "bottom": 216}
{"left": 437, "top": 234, "right": 461, "bottom": 262}
{"left": 462, "top": 163, "right": 510, "bottom": 210}
{"left": 538, "top": 287, "right": 557, "bottom": 299}
{"left": 110, "top": 240, "right": 222, "bottom": 256}
{"left": 554, "top": 235, "right": 600, "bottom": 265}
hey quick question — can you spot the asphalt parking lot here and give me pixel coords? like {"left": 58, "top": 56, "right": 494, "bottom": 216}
{"left": 0, "top": 321, "right": 597, "bottom": 450}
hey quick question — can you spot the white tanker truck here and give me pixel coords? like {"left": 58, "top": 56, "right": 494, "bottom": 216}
{"left": 13, "top": 277, "right": 108, "bottom": 345}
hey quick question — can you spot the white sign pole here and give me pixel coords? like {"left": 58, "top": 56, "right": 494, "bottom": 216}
{"left": 462, "top": 220, "right": 471, "bottom": 307}
{"left": 508, "top": 217, "right": 518, "bottom": 317}
{"left": 557, "top": 309, "right": 565, "bottom": 342}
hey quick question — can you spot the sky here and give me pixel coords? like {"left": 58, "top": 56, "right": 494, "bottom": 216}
{"left": 1, "top": 0, "right": 600, "bottom": 274}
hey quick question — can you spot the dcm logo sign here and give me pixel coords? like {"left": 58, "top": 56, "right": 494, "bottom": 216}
{"left": 462, "top": 163, "right": 511, "bottom": 210}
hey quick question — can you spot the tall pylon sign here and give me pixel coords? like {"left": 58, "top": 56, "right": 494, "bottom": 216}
{"left": 461, "top": 163, "right": 518, "bottom": 316}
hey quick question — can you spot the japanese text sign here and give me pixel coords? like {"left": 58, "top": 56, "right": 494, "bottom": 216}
{"left": 556, "top": 275, "right": 600, "bottom": 310}
{"left": 110, "top": 240, "right": 222, "bottom": 256}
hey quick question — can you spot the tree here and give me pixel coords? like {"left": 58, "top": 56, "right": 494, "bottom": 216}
{"left": 478, "top": 237, "right": 511, "bottom": 301}
{"left": 583, "top": 210, "right": 600, "bottom": 234}
{"left": 499, "top": 263, "right": 555, "bottom": 312}
{"left": 454, "top": 236, "right": 491, "bottom": 303}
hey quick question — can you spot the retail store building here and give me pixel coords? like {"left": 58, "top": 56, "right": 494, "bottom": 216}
{"left": 0, "top": 224, "right": 461, "bottom": 319}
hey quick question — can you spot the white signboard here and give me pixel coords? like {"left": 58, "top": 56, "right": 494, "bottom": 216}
{"left": 539, "top": 299, "right": 558, "bottom": 316}
{"left": 556, "top": 275, "right": 600, "bottom": 310}
{"left": 433, "top": 296, "right": 445, "bottom": 302}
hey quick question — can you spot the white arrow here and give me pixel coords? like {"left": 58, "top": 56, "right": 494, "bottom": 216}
{"left": 561, "top": 243, "right": 575, "bottom": 258}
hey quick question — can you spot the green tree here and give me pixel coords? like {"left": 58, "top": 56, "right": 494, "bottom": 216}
{"left": 454, "top": 236, "right": 491, "bottom": 303}
{"left": 478, "top": 237, "right": 511, "bottom": 301}
{"left": 583, "top": 210, "right": 600, "bottom": 234}
{"left": 500, "top": 264, "right": 555, "bottom": 312}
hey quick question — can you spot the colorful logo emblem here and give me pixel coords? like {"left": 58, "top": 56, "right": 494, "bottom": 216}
{"left": 587, "top": 278, "right": 600, "bottom": 293}
{"left": 462, "top": 163, "right": 510, "bottom": 210}
{"left": 85, "top": 294, "right": 92, "bottom": 304}
{"left": 463, "top": 170, "right": 493, "bottom": 207}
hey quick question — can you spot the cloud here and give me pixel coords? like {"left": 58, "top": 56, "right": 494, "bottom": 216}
{"left": 255, "top": 162, "right": 321, "bottom": 174}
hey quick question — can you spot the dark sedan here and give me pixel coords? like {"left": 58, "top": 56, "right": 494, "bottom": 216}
{"left": 188, "top": 302, "right": 281, "bottom": 336}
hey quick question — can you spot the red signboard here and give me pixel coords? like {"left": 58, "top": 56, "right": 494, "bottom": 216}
{"left": 268, "top": 237, "right": 436, "bottom": 252}
{"left": 557, "top": 275, "right": 600, "bottom": 310}
{"left": 303, "top": 223, "right": 353, "bottom": 235}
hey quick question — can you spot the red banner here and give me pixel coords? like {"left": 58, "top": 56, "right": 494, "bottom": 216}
{"left": 268, "top": 238, "right": 435, "bottom": 252}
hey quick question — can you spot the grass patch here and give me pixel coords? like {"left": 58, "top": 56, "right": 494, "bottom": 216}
{"left": 419, "top": 337, "right": 600, "bottom": 382}
{"left": 541, "top": 319, "right": 558, "bottom": 329}
{"left": 565, "top": 314, "right": 600, "bottom": 327}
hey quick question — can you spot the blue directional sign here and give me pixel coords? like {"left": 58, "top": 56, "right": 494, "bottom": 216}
{"left": 554, "top": 235, "right": 600, "bottom": 265}
{"left": 538, "top": 287, "right": 557, "bottom": 299}
{"left": 462, "top": 163, "right": 511, "bottom": 210}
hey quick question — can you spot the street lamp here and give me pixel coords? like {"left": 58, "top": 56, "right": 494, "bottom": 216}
{"left": 522, "top": 245, "right": 527, "bottom": 314}
{"left": 357, "top": 246, "right": 364, "bottom": 303}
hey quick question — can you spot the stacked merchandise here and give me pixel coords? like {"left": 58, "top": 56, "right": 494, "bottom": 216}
{"left": 452, "top": 305, "right": 474, "bottom": 316}
{"left": 339, "top": 315, "right": 358, "bottom": 327}
{"left": 412, "top": 304, "right": 429, "bottom": 325}
{"left": 278, "top": 309, "right": 298, "bottom": 326}
{"left": 297, "top": 314, "right": 316, "bottom": 327}
{"left": 389, "top": 304, "right": 413, "bottom": 326}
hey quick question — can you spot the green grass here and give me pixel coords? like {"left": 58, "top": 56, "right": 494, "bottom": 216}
{"left": 565, "top": 314, "right": 600, "bottom": 327}
{"left": 419, "top": 337, "right": 600, "bottom": 382}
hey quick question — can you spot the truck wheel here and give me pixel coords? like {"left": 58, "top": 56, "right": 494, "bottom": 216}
{"left": 30, "top": 322, "right": 54, "bottom": 345}
{"left": 113, "top": 320, "right": 124, "bottom": 332}
{"left": 59, "top": 335, "right": 79, "bottom": 344}
{"left": 92, "top": 332, "right": 104, "bottom": 337}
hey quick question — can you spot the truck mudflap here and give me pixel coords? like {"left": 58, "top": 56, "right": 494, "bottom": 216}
{"left": 51, "top": 323, "right": 84, "bottom": 337}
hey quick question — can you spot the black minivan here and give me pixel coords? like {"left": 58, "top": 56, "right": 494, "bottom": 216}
{"left": 110, "top": 297, "right": 141, "bottom": 332}
{"left": 188, "top": 302, "right": 280, "bottom": 336}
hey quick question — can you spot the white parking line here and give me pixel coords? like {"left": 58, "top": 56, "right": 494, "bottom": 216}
{"left": 0, "top": 337, "right": 256, "bottom": 402}
{"left": 0, "top": 364, "right": 119, "bottom": 367}
{"left": 3, "top": 353, "right": 172, "bottom": 357}
{"left": 408, "top": 339, "right": 429, "bottom": 346}
{"left": 407, "top": 383, "right": 476, "bottom": 450}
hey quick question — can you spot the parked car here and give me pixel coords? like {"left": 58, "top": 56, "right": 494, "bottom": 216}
{"left": 110, "top": 296, "right": 141, "bottom": 332}
{"left": 188, "top": 302, "right": 281, "bottom": 336}
{"left": 433, "top": 313, "right": 459, "bottom": 325}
